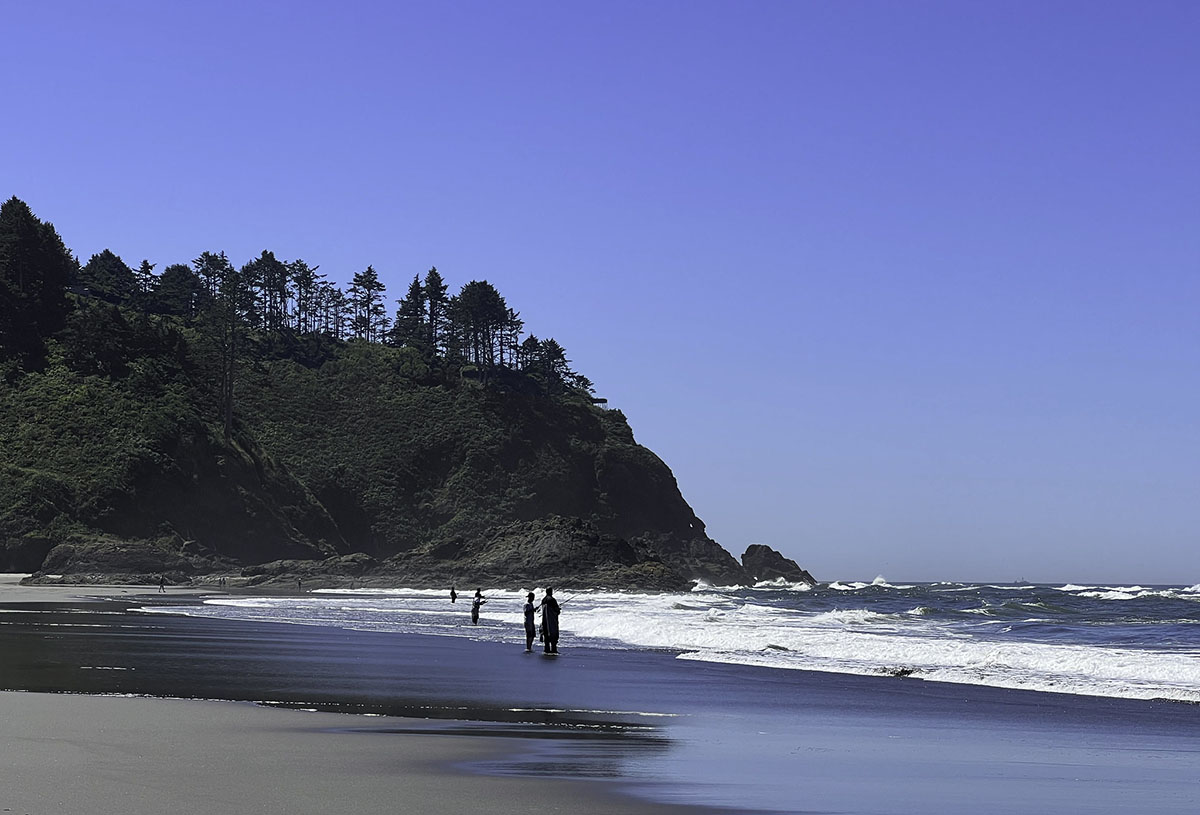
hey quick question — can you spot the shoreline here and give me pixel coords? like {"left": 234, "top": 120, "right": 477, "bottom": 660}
{"left": 0, "top": 575, "right": 704, "bottom": 815}
{"left": 6, "top": 575, "right": 1200, "bottom": 814}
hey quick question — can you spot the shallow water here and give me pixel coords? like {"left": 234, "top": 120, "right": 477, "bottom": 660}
{"left": 143, "top": 580, "right": 1200, "bottom": 702}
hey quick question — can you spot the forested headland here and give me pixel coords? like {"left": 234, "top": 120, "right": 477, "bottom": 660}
{"left": 0, "top": 196, "right": 811, "bottom": 589}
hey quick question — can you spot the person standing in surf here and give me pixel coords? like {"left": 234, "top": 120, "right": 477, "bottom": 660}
{"left": 450, "top": 586, "right": 457, "bottom": 603}
{"left": 523, "top": 592, "right": 537, "bottom": 652}
{"left": 471, "top": 589, "right": 486, "bottom": 624}
{"left": 539, "top": 588, "right": 561, "bottom": 653}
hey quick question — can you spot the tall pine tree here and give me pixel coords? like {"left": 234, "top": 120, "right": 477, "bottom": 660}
{"left": 390, "top": 274, "right": 427, "bottom": 349}
{"left": 424, "top": 267, "right": 448, "bottom": 355}
{"left": 348, "top": 265, "right": 388, "bottom": 342}
{"left": 0, "top": 197, "right": 76, "bottom": 371}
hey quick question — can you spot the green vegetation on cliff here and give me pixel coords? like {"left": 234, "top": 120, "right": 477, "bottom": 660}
{"left": 0, "top": 197, "right": 746, "bottom": 588}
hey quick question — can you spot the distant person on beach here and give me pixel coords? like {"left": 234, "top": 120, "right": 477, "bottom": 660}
{"left": 450, "top": 587, "right": 457, "bottom": 603}
{"left": 539, "top": 588, "right": 561, "bottom": 653}
{"left": 523, "top": 592, "right": 537, "bottom": 652}
{"left": 158, "top": 574, "right": 165, "bottom": 593}
{"left": 471, "top": 589, "right": 486, "bottom": 624}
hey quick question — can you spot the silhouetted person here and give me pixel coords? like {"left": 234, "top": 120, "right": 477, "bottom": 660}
{"left": 158, "top": 574, "right": 165, "bottom": 593}
{"left": 450, "top": 586, "right": 458, "bottom": 603}
{"left": 471, "top": 589, "right": 486, "bottom": 624}
{"left": 523, "top": 592, "right": 537, "bottom": 652}
{"left": 539, "top": 588, "right": 561, "bottom": 653}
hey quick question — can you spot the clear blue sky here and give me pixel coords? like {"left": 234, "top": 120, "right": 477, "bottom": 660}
{"left": 4, "top": 1, "right": 1197, "bottom": 583}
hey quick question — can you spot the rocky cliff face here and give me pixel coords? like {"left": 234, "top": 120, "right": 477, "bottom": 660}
{"left": 230, "top": 352, "right": 747, "bottom": 589}
{"left": 6, "top": 348, "right": 752, "bottom": 590}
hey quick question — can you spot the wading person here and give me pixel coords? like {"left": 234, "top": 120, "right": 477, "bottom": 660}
{"left": 471, "top": 589, "right": 486, "bottom": 624}
{"left": 539, "top": 588, "right": 561, "bottom": 654}
{"left": 450, "top": 586, "right": 457, "bottom": 603}
{"left": 523, "top": 592, "right": 537, "bottom": 652}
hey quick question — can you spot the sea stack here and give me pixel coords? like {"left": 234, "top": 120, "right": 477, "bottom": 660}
{"left": 741, "top": 544, "right": 816, "bottom": 585}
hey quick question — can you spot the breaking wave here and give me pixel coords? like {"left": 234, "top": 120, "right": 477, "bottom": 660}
{"left": 142, "top": 579, "right": 1200, "bottom": 704}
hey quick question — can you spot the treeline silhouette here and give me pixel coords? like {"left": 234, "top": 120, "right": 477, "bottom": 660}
{"left": 1, "top": 196, "right": 595, "bottom": 439}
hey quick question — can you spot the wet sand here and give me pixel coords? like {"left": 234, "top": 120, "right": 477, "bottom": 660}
{"left": 0, "top": 576, "right": 689, "bottom": 815}
{"left": 0, "top": 691, "right": 676, "bottom": 815}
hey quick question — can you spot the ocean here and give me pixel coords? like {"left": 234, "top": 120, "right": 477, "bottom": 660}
{"left": 145, "top": 579, "right": 1200, "bottom": 703}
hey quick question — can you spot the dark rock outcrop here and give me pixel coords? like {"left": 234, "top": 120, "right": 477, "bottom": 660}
{"left": 0, "top": 536, "right": 55, "bottom": 572}
{"left": 21, "top": 532, "right": 236, "bottom": 585}
{"left": 241, "top": 553, "right": 379, "bottom": 587}
{"left": 741, "top": 544, "right": 815, "bottom": 585}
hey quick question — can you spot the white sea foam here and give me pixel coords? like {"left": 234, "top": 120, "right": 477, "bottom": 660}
{"left": 141, "top": 582, "right": 1200, "bottom": 704}
{"left": 806, "top": 608, "right": 892, "bottom": 626}
{"left": 1079, "top": 590, "right": 1138, "bottom": 601}
{"left": 1074, "top": 588, "right": 1194, "bottom": 602}
{"left": 676, "top": 641, "right": 1200, "bottom": 703}
{"left": 313, "top": 587, "right": 454, "bottom": 596}
{"left": 751, "top": 578, "right": 812, "bottom": 591}
{"left": 1057, "top": 584, "right": 1166, "bottom": 596}
{"left": 690, "top": 580, "right": 743, "bottom": 593}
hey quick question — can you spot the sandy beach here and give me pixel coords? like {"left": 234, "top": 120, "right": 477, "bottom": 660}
{"left": 4, "top": 574, "right": 1200, "bottom": 815}
{"left": 0, "top": 691, "right": 677, "bottom": 815}
{"left": 0, "top": 576, "right": 683, "bottom": 815}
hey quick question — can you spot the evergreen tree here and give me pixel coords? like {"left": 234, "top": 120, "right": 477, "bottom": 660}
{"left": 151, "top": 263, "right": 206, "bottom": 317}
{"left": 518, "top": 334, "right": 541, "bottom": 370}
{"left": 289, "top": 259, "right": 322, "bottom": 334}
{"left": 315, "top": 280, "right": 347, "bottom": 339}
{"left": 133, "top": 260, "right": 157, "bottom": 297}
{"left": 194, "top": 252, "right": 255, "bottom": 441}
{"left": 424, "top": 267, "right": 448, "bottom": 355}
{"left": 0, "top": 197, "right": 76, "bottom": 370}
{"left": 79, "top": 249, "right": 137, "bottom": 304}
{"left": 192, "top": 250, "right": 228, "bottom": 299}
{"left": 500, "top": 307, "right": 524, "bottom": 367}
{"left": 244, "top": 250, "right": 289, "bottom": 333}
{"left": 452, "top": 280, "right": 509, "bottom": 367}
{"left": 59, "top": 299, "right": 134, "bottom": 377}
{"left": 348, "top": 265, "right": 388, "bottom": 342}
{"left": 390, "top": 274, "right": 427, "bottom": 349}
{"left": 540, "top": 337, "right": 569, "bottom": 381}
{"left": 528, "top": 337, "right": 590, "bottom": 392}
